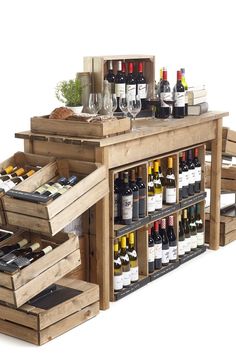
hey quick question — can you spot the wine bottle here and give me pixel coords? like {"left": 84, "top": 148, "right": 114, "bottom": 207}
{"left": 119, "top": 236, "right": 131, "bottom": 287}
{"left": 0, "top": 229, "right": 13, "bottom": 242}
{"left": 122, "top": 62, "right": 126, "bottom": 78}
{"left": 126, "top": 62, "right": 136, "bottom": 100}
{"left": 136, "top": 167, "right": 146, "bottom": 218}
{"left": 105, "top": 60, "right": 115, "bottom": 93}
{"left": 137, "top": 62, "right": 147, "bottom": 108}
{"left": 183, "top": 209, "right": 191, "bottom": 253}
{"left": 148, "top": 227, "right": 155, "bottom": 273}
{"left": 181, "top": 68, "right": 188, "bottom": 116}
{"left": 2, "top": 170, "right": 35, "bottom": 192}
{"left": 158, "top": 160, "right": 166, "bottom": 202}
{"left": 195, "top": 204, "right": 204, "bottom": 246}
{"left": 159, "top": 68, "right": 171, "bottom": 119}
{"left": 179, "top": 158, "right": 183, "bottom": 201}
{"left": 153, "top": 160, "right": 163, "bottom": 210}
{"left": 165, "top": 157, "right": 176, "bottom": 204}
{"left": 189, "top": 206, "right": 198, "bottom": 250}
{"left": 52, "top": 175, "right": 79, "bottom": 200}
{"left": 167, "top": 215, "right": 177, "bottom": 263}
{"left": 127, "top": 232, "right": 139, "bottom": 282}
{"left": 155, "top": 68, "right": 163, "bottom": 118}
{"left": 115, "top": 60, "right": 126, "bottom": 111}
{"left": 152, "top": 221, "right": 162, "bottom": 270}
{"left": 0, "top": 238, "right": 28, "bottom": 257}
{"left": 147, "top": 165, "right": 155, "bottom": 213}
{"left": 42, "top": 177, "right": 68, "bottom": 197}
{"left": 1, "top": 242, "right": 40, "bottom": 264}
{"left": 121, "top": 172, "right": 133, "bottom": 225}
{"left": 187, "top": 150, "right": 195, "bottom": 196}
{"left": 34, "top": 182, "right": 53, "bottom": 195}
{"left": 117, "top": 171, "right": 124, "bottom": 222}
{"left": 0, "top": 167, "right": 25, "bottom": 182}
{"left": 113, "top": 241, "right": 123, "bottom": 291}
{"left": 13, "top": 245, "right": 53, "bottom": 269}
{"left": 178, "top": 213, "right": 185, "bottom": 257}
{"left": 160, "top": 218, "right": 169, "bottom": 266}
{"left": 0, "top": 165, "right": 14, "bottom": 176}
{"left": 129, "top": 169, "right": 139, "bottom": 221}
{"left": 173, "top": 70, "right": 185, "bottom": 119}
{"left": 114, "top": 173, "right": 119, "bottom": 223}
{"left": 156, "top": 68, "right": 163, "bottom": 98}
{"left": 181, "top": 151, "right": 189, "bottom": 198}
{"left": 193, "top": 148, "right": 201, "bottom": 193}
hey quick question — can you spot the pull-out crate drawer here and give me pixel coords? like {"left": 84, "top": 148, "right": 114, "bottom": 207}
{"left": 0, "top": 277, "right": 99, "bottom": 345}
{"left": 3, "top": 159, "right": 108, "bottom": 235}
{"left": 0, "top": 230, "right": 81, "bottom": 307}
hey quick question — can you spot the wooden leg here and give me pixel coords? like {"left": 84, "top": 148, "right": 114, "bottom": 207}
{"left": 209, "top": 118, "right": 222, "bottom": 250}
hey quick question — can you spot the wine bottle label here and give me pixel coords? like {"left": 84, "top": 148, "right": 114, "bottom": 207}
{"left": 122, "top": 270, "right": 131, "bottom": 286}
{"left": 188, "top": 169, "right": 195, "bottom": 184}
{"left": 128, "top": 249, "right": 137, "bottom": 258}
{"left": 190, "top": 235, "right": 198, "bottom": 249}
{"left": 35, "top": 184, "right": 50, "bottom": 194}
{"left": 154, "top": 243, "right": 162, "bottom": 260}
{"left": 197, "top": 232, "right": 204, "bottom": 246}
{"left": 139, "top": 189, "right": 146, "bottom": 217}
{"left": 165, "top": 187, "right": 176, "bottom": 204}
{"left": 174, "top": 92, "right": 185, "bottom": 107}
{"left": 182, "top": 171, "right": 189, "bottom": 187}
{"left": 162, "top": 249, "right": 169, "bottom": 263}
{"left": 115, "top": 83, "right": 126, "bottom": 98}
{"left": 114, "top": 274, "right": 123, "bottom": 291}
{"left": 57, "top": 185, "right": 71, "bottom": 196}
{"left": 114, "top": 193, "right": 119, "bottom": 218}
{"left": 120, "top": 253, "right": 129, "bottom": 263}
{"left": 46, "top": 185, "right": 59, "bottom": 195}
{"left": 160, "top": 92, "right": 172, "bottom": 107}
{"left": 114, "top": 258, "right": 122, "bottom": 267}
{"left": 195, "top": 167, "right": 201, "bottom": 182}
{"left": 178, "top": 240, "right": 185, "bottom": 256}
{"left": 2, "top": 180, "right": 15, "bottom": 192}
{"left": 148, "top": 246, "right": 155, "bottom": 262}
{"left": 185, "top": 91, "right": 188, "bottom": 104}
{"left": 122, "top": 195, "right": 133, "bottom": 220}
{"left": 132, "top": 191, "right": 139, "bottom": 219}
{"left": 184, "top": 238, "right": 191, "bottom": 252}
{"left": 179, "top": 173, "right": 183, "bottom": 189}
{"left": 137, "top": 83, "right": 147, "bottom": 99}
{"left": 130, "top": 266, "right": 139, "bottom": 282}
{"left": 166, "top": 174, "right": 175, "bottom": 180}
{"left": 148, "top": 196, "right": 155, "bottom": 212}
{"left": 154, "top": 192, "right": 162, "bottom": 210}
{"left": 127, "top": 84, "right": 136, "bottom": 100}
{"left": 169, "top": 245, "right": 177, "bottom": 260}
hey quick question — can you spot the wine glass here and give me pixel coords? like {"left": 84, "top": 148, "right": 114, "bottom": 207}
{"left": 111, "top": 94, "right": 117, "bottom": 116}
{"left": 119, "top": 94, "right": 128, "bottom": 117}
{"left": 103, "top": 95, "right": 113, "bottom": 115}
{"left": 127, "top": 95, "right": 142, "bottom": 128}
{"left": 88, "top": 93, "right": 102, "bottom": 114}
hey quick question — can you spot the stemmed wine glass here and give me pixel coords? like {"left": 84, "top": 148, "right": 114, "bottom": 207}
{"left": 103, "top": 93, "right": 117, "bottom": 116}
{"left": 119, "top": 94, "right": 128, "bottom": 117}
{"left": 127, "top": 94, "right": 142, "bottom": 129}
{"left": 88, "top": 93, "right": 102, "bottom": 114}
{"left": 111, "top": 94, "right": 117, "bottom": 116}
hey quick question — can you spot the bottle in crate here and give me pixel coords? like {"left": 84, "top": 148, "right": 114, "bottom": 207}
{"left": 148, "top": 227, "right": 155, "bottom": 273}
{"left": 193, "top": 148, "right": 201, "bottom": 193}
{"left": 120, "top": 236, "right": 131, "bottom": 287}
{"left": 153, "top": 160, "right": 163, "bottom": 210}
{"left": 152, "top": 221, "right": 162, "bottom": 270}
{"left": 181, "top": 151, "right": 189, "bottom": 198}
{"left": 129, "top": 169, "right": 139, "bottom": 221}
{"left": 121, "top": 172, "right": 133, "bottom": 225}
{"left": 127, "top": 232, "right": 139, "bottom": 283}
{"left": 178, "top": 213, "right": 185, "bottom": 257}
{"left": 113, "top": 241, "right": 123, "bottom": 292}
{"left": 183, "top": 209, "right": 191, "bottom": 253}
{"left": 165, "top": 157, "right": 176, "bottom": 205}
{"left": 195, "top": 204, "right": 204, "bottom": 246}
{"left": 189, "top": 206, "right": 198, "bottom": 250}
{"left": 160, "top": 218, "right": 169, "bottom": 266}
{"left": 187, "top": 150, "right": 195, "bottom": 196}
{"left": 147, "top": 165, "right": 155, "bottom": 213}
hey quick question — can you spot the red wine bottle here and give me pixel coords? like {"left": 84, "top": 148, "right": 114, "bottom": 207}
{"left": 181, "top": 151, "right": 189, "bottom": 198}
{"left": 160, "top": 218, "right": 169, "bottom": 266}
{"left": 187, "top": 149, "right": 195, "bottom": 196}
{"left": 126, "top": 62, "right": 137, "bottom": 100}
{"left": 136, "top": 168, "right": 146, "bottom": 218}
{"left": 167, "top": 215, "right": 177, "bottom": 263}
{"left": 173, "top": 70, "right": 185, "bottom": 118}
{"left": 115, "top": 60, "right": 126, "bottom": 111}
{"left": 178, "top": 213, "right": 185, "bottom": 257}
{"left": 121, "top": 172, "right": 133, "bottom": 225}
{"left": 148, "top": 227, "right": 155, "bottom": 273}
{"left": 152, "top": 221, "right": 162, "bottom": 270}
{"left": 181, "top": 68, "right": 188, "bottom": 115}
{"left": 122, "top": 62, "right": 126, "bottom": 79}
{"left": 183, "top": 209, "right": 191, "bottom": 253}
{"left": 179, "top": 158, "right": 183, "bottom": 201}
{"left": 129, "top": 169, "right": 139, "bottom": 221}
{"left": 0, "top": 238, "right": 28, "bottom": 257}
{"left": 137, "top": 62, "right": 147, "bottom": 108}
{"left": 193, "top": 148, "right": 201, "bottom": 193}
{"left": 105, "top": 60, "right": 115, "bottom": 93}
{"left": 159, "top": 68, "right": 171, "bottom": 118}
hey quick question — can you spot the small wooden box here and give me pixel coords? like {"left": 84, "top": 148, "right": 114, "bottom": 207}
{"left": 205, "top": 161, "right": 236, "bottom": 192}
{"left": 206, "top": 127, "right": 236, "bottom": 156}
{"left": 0, "top": 231, "right": 81, "bottom": 307}
{"left": 0, "top": 278, "right": 99, "bottom": 345}
{"left": 3, "top": 159, "right": 108, "bottom": 235}
{"left": 31, "top": 115, "right": 131, "bottom": 138}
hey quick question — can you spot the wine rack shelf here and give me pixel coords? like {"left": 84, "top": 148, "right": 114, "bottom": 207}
{"left": 179, "top": 245, "right": 207, "bottom": 265}
{"left": 114, "top": 275, "right": 150, "bottom": 301}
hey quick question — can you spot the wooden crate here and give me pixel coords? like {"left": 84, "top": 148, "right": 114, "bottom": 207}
{"left": 205, "top": 161, "right": 236, "bottom": 191}
{"left": 66, "top": 234, "right": 89, "bottom": 281}
{"left": 0, "top": 277, "right": 99, "bottom": 345}
{"left": 207, "top": 127, "right": 236, "bottom": 156}
{"left": 31, "top": 115, "right": 131, "bottom": 138}
{"left": 205, "top": 210, "right": 236, "bottom": 246}
{"left": 0, "top": 152, "right": 55, "bottom": 226}
{"left": 2, "top": 159, "right": 108, "bottom": 236}
{"left": 0, "top": 230, "right": 81, "bottom": 307}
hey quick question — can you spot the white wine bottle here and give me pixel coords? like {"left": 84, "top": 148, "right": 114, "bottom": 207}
{"left": 153, "top": 160, "right": 163, "bottom": 210}
{"left": 127, "top": 232, "right": 139, "bottom": 283}
{"left": 113, "top": 242, "right": 123, "bottom": 291}
{"left": 165, "top": 157, "right": 176, "bottom": 204}
{"left": 119, "top": 236, "right": 131, "bottom": 287}
{"left": 147, "top": 165, "right": 155, "bottom": 213}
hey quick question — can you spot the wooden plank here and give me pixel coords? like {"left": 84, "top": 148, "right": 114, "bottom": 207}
{"left": 0, "top": 318, "right": 38, "bottom": 345}
{"left": 0, "top": 304, "right": 38, "bottom": 330}
{"left": 209, "top": 118, "right": 223, "bottom": 250}
{"left": 137, "top": 227, "right": 148, "bottom": 276}
{"left": 223, "top": 127, "right": 236, "bottom": 142}
{"left": 222, "top": 139, "right": 236, "bottom": 156}
{"left": 0, "top": 286, "right": 16, "bottom": 303}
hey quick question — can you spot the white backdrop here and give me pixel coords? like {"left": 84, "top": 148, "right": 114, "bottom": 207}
{"left": 0, "top": 0, "right": 236, "bottom": 352}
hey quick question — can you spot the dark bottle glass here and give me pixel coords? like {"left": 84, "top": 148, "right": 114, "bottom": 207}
{"left": 178, "top": 213, "right": 185, "bottom": 257}
{"left": 181, "top": 68, "right": 188, "bottom": 116}
{"left": 42, "top": 177, "right": 68, "bottom": 197}
{"left": 147, "top": 165, "right": 155, "bottom": 213}
{"left": 105, "top": 60, "right": 115, "bottom": 93}
{"left": 122, "top": 62, "right": 126, "bottom": 79}
{"left": 0, "top": 167, "right": 25, "bottom": 182}
{"left": 189, "top": 206, "right": 197, "bottom": 250}
{"left": 179, "top": 158, "right": 183, "bottom": 201}
{"left": 193, "top": 148, "right": 201, "bottom": 193}
{"left": 118, "top": 172, "right": 124, "bottom": 222}
{"left": 159, "top": 69, "right": 171, "bottom": 118}
{"left": 187, "top": 150, "right": 195, "bottom": 196}
{"left": 126, "top": 62, "right": 137, "bottom": 101}
{"left": 0, "top": 238, "right": 28, "bottom": 257}
{"left": 121, "top": 172, "right": 133, "bottom": 225}
{"left": 129, "top": 169, "right": 139, "bottom": 221}
{"left": 173, "top": 70, "right": 185, "bottom": 118}
{"left": 1, "top": 242, "right": 40, "bottom": 264}
{"left": 137, "top": 62, "right": 147, "bottom": 109}
{"left": 181, "top": 151, "right": 189, "bottom": 198}
{"left": 159, "top": 218, "right": 169, "bottom": 266}
{"left": 136, "top": 167, "right": 146, "bottom": 218}
{"left": 152, "top": 221, "right": 162, "bottom": 270}
{"left": 115, "top": 60, "right": 126, "bottom": 112}
{"left": 183, "top": 209, "right": 191, "bottom": 253}
{"left": 114, "top": 173, "right": 120, "bottom": 223}
{"left": 195, "top": 203, "right": 204, "bottom": 247}
{"left": 113, "top": 241, "right": 123, "bottom": 292}
{"left": 15, "top": 246, "right": 53, "bottom": 269}
{"left": 167, "top": 215, "right": 177, "bottom": 263}
{"left": 148, "top": 227, "right": 155, "bottom": 273}
{"left": 0, "top": 230, "right": 13, "bottom": 242}
{"left": 52, "top": 175, "right": 78, "bottom": 200}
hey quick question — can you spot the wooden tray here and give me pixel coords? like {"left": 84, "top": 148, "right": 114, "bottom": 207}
{"left": 31, "top": 115, "right": 131, "bottom": 138}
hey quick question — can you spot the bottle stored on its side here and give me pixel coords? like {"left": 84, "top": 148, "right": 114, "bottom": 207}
{"left": 2, "top": 170, "right": 35, "bottom": 192}
{"left": 34, "top": 182, "right": 54, "bottom": 195}
{"left": 127, "top": 232, "right": 139, "bottom": 282}
{"left": 52, "top": 175, "right": 79, "bottom": 200}
{"left": 129, "top": 169, "right": 139, "bottom": 221}
{"left": 113, "top": 241, "right": 123, "bottom": 292}
{"left": 181, "top": 68, "right": 188, "bottom": 116}
{"left": 105, "top": 60, "right": 115, "bottom": 93}
{"left": 114, "top": 173, "right": 120, "bottom": 223}
{"left": 119, "top": 236, "right": 131, "bottom": 287}
{"left": 153, "top": 160, "right": 163, "bottom": 210}
{"left": 0, "top": 229, "right": 13, "bottom": 242}
{"left": 193, "top": 148, "right": 201, "bottom": 193}
{"left": 126, "top": 62, "right": 136, "bottom": 100}
{"left": 121, "top": 172, "right": 133, "bottom": 225}
{"left": 181, "top": 151, "right": 189, "bottom": 198}
{"left": 42, "top": 177, "right": 68, "bottom": 197}
{"left": 173, "top": 70, "right": 185, "bottom": 118}
{"left": 160, "top": 218, "right": 169, "bottom": 266}
{"left": 179, "top": 158, "right": 183, "bottom": 201}
{"left": 13, "top": 246, "right": 53, "bottom": 269}
{"left": 1, "top": 242, "right": 40, "bottom": 264}
{"left": 0, "top": 238, "right": 28, "bottom": 258}
{"left": 136, "top": 62, "right": 147, "bottom": 108}
{"left": 115, "top": 60, "right": 126, "bottom": 112}
{"left": 152, "top": 221, "right": 162, "bottom": 270}
{"left": 165, "top": 157, "right": 176, "bottom": 205}
{"left": 147, "top": 165, "right": 155, "bottom": 213}
{"left": 148, "top": 227, "right": 155, "bottom": 273}
{"left": 187, "top": 149, "right": 195, "bottom": 196}
{"left": 0, "top": 165, "right": 14, "bottom": 176}
{"left": 159, "top": 68, "right": 171, "bottom": 118}
{"left": 195, "top": 204, "right": 204, "bottom": 246}
{"left": 136, "top": 167, "right": 146, "bottom": 218}
{"left": 167, "top": 215, "right": 177, "bottom": 263}
{"left": 183, "top": 209, "right": 191, "bottom": 253}
{"left": 189, "top": 206, "right": 198, "bottom": 250}
{"left": 178, "top": 213, "right": 185, "bottom": 257}
{"left": 0, "top": 168, "right": 25, "bottom": 186}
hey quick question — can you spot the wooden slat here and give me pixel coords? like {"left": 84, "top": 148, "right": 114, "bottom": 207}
{"left": 0, "top": 286, "right": 15, "bottom": 304}
{"left": 222, "top": 127, "right": 236, "bottom": 142}
{"left": 0, "top": 318, "right": 38, "bottom": 345}
{"left": 222, "top": 139, "right": 236, "bottom": 156}
{"left": 137, "top": 227, "right": 148, "bottom": 276}
{"left": 0, "top": 304, "right": 38, "bottom": 330}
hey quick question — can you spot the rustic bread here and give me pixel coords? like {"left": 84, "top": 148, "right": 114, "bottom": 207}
{"left": 49, "top": 107, "right": 74, "bottom": 120}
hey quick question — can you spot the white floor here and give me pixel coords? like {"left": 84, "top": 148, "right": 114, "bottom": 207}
{"left": 1, "top": 241, "right": 236, "bottom": 353}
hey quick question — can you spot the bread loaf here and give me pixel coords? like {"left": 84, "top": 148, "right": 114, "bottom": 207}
{"left": 49, "top": 107, "right": 74, "bottom": 120}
